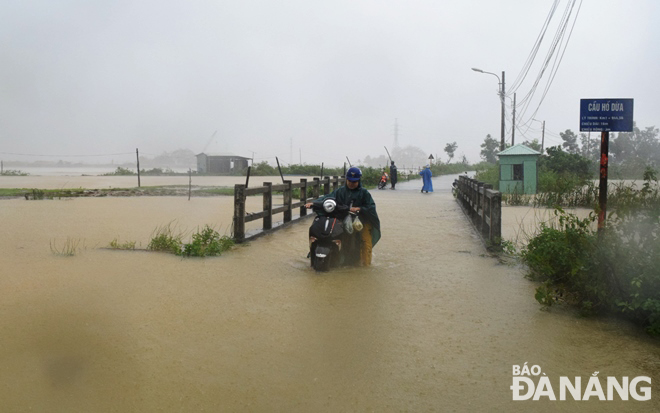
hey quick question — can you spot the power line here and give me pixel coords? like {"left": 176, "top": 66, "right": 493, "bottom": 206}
{"left": 512, "top": 0, "right": 583, "bottom": 127}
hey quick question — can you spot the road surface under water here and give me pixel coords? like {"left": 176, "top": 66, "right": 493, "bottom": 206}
{"left": 0, "top": 175, "right": 658, "bottom": 412}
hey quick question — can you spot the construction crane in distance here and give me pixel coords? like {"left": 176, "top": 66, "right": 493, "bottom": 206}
{"left": 200, "top": 130, "right": 218, "bottom": 154}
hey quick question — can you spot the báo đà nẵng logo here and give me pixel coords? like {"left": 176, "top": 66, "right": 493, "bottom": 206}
{"left": 511, "top": 363, "right": 651, "bottom": 401}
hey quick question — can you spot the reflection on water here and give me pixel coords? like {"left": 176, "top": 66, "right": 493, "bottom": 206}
{"left": 0, "top": 178, "right": 658, "bottom": 411}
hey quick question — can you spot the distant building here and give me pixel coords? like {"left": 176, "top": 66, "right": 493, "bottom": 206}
{"left": 196, "top": 153, "right": 250, "bottom": 174}
{"left": 497, "top": 144, "right": 541, "bottom": 194}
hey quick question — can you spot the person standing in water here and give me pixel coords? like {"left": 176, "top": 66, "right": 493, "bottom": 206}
{"left": 420, "top": 164, "right": 433, "bottom": 193}
{"left": 389, "top": 161, "right": 398, "bottom": 189}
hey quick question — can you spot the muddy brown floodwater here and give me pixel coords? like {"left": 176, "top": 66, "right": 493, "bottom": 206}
{"left": 0, "top": 175, "right": 658, "bottom": 412}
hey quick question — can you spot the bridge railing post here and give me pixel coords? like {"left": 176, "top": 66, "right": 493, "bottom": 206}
{"left": 263, "top": 182, "right": 272, "bottom": 230}
{"left": 300, "top": 178, "right": 308, "bottom": 217}
{"left": 313, "top": 178, "right": 320, "bottom": 199}
{"left": 233, "top": 184, "right": 246, "bottom": 243}
{"left": 323, "top": 177, "right": 330, "bottom": 195}
{"left": 477, "top": 181, "right": 484, "bottom": 230}
{"left": 482, "top": 184, "right": 492, "bottom": 238}
{"left": 283, "top": 180, "right": 292, "bottom": 223}
{"left": 491, "top": 192, "right": 502, "bottom": 243}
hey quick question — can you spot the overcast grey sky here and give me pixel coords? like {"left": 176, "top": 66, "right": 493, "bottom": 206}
{"left": 1, "top": 0, "right": 659, "bottom": 166}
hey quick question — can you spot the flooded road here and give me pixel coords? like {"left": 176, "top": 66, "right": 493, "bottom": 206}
{"left": 1, "top": 175, "right": 658, "bottom": 412}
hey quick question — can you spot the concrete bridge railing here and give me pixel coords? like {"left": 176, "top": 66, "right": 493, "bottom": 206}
{"left": 456, "top": 175, "right": 502, "bottom": 246}
{"left": 233, "top": 176, "right": 345, "bottom": 243}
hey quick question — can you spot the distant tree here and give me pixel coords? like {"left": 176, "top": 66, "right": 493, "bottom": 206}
{"left": 560, "top": 129, "right": 580, "bottom": 154}
{"left": 250, "top": 161, "right": 276, "bottom": 175}
{"left": 391, "top": 145, "right": 428, "bottom": 168}
{"left": 610, "top": 123, "right": 660, "bottom": 165}
{"left": 540, "top": 146, "right": 592, "bottom": 180}
{"left": 480, "top": 134, "right": 499, "bottom": 163}
{"left": 362, "top": 154, "right": 389, "bottom": 168}
{"left": 579, "top": 132, "right": 600, "bottom": 160}
{"left": 444, "top": 142, "right": 458, "bottom": 162}
{"left": 522, "top": 139, "right": 542, "bottom": 153}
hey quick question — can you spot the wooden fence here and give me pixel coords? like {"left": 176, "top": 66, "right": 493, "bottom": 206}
{"left": 233, "top": 176, "right": 345, "bottom": 242}
{"left": 455, "top": 175, "right": 502, "bottom": 246}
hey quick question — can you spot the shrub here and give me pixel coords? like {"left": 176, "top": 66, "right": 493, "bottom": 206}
{"left": 103, "top": 167, "right": 135, "bottom": 176}
{"left": 180, "top": 225, "right": 234, "bottom": 257}
{"left": 521, "top": 169, "right": 660, "bottom": 335}
{"left": 147, "top": 223, "right": 183, "bottom": 253}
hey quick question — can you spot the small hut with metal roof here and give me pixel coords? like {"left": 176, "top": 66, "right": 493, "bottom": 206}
{"left": 497, "top": 144, "right": 542, "bottom": 194}
{"left": 196, "top": 153, "right": 250, "bottom": 174}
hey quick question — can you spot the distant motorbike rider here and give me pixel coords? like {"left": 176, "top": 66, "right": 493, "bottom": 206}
{"left": 389, "top": 161, "right": 398, "bottom": 189}
{"left": 306, "top": 166, "right": 381, "bottom": 266}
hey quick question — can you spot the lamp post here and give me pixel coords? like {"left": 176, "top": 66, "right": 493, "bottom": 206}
{"left": 472, "top": 68, "right": 506, "bottom": 151}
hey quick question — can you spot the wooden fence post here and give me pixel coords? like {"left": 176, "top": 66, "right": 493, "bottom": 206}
{"left": 300, "top": 178, "right": 308, "bottom": 216}
{"left": 332, "top": 176, "right": 339, "bottom": 191}
{"left": 263, "top": 182, "right": 272, "bottom": 230}
{"left": 283, "top": 180, "right": 292, "bottom": 223}
{"left": 313, "top": 178, "right": 320, "bottom": 199}
{"left": 233, "top": 184, "right": 246, "bottom": 243}
{"left": 323, "top": 177, "right": 330, "bottom": 195}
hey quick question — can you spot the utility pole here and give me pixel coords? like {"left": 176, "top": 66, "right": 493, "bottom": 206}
{"left": 541, "top": 121, "right": 546, "bottom": 153}
{"left": 512, "top": 93, "right": 516, "bottom": 146}
{"left": 136, "top": 148, "right": 141, "bottom": 187}
{"left": 500, "top": 71, "right": 506, "bottom": 151}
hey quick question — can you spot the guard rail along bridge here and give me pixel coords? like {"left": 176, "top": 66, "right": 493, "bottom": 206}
{"left": 231, "top": 174, "right": 501, "bottom": 247}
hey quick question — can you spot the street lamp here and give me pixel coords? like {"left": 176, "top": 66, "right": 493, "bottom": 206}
{"left": 472, "top": 67, "right": 506, "bottom": 151}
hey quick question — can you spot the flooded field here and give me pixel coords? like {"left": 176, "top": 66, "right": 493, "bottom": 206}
{"left": 0, "top": 173, "right": 315, "bottom": 190}
{"left": 1, "top": 175, "right": 658, "bottom": 412}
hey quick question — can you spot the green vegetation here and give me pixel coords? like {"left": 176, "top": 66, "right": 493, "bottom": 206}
{"left": 474, "top": 162, "right": 499, "bottom": 189}
{"left": 109, "top": 238, "right": 137, "bottom": 250}
{"left": 50, "top": 237, "right": 83, "bottom": 256}
{"left": 520, "top": 168, "right": 660, "bottom": 335}
{"left": 180, "top": 225, "right": 234, "bottom": 257}
{"left": 103, "top": 166, "right": 136, "bottom": 176}
{"left": 102, "top": 167, "right": 189, "bottom": 176}
{"left": 147, "top": 222, "right": 184, "bottom": 254}
{"left": 0, "top": 169, "right": 28, "bottom": 176}
{"left": 146, "top": 223, "right": 234, "bottom": 257}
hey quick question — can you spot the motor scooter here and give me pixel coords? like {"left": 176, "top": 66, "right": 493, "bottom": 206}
{"left": 377, "top": 173, "right": 388, "bottom": 190}
{"left": 307, "top": 198, "right": 356, "bottom": 272}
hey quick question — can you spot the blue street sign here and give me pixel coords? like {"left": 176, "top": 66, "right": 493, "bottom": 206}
{"left": 580, "top": 98, "right": 634, "bottom": 132}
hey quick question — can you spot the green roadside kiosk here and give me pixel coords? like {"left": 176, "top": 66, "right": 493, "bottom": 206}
{"left": 497, "top": 144, "right": 542, "bottom": 194}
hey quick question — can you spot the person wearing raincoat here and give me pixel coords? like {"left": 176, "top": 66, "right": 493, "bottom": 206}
{"left": 420, "top": 164, "right": 433, "bottom": 193}
{"left": 305, "top": 167, "right": 381, "bottom": 266}
{"left": 389, "top": 161, "right": 398, "bottom": 189}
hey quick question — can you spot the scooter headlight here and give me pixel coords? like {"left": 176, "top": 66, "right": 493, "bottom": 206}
{"left": 322, "top": 199, "right": 336, "bottom": 213}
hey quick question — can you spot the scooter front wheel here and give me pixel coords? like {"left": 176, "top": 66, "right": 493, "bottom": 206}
{"left": 311, "top": 255, "right": 331, "bottom": 272}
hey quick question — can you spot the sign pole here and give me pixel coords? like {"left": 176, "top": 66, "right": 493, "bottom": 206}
{"left": 580, "top": 98, "right": 633, "bottom": 239}
{"left": 598, "top": 131, "right": 609, "bottom": 236}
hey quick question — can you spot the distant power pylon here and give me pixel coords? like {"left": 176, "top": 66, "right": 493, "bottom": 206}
{"left": 393, "top": 118, "right": 399, "bottom": 148}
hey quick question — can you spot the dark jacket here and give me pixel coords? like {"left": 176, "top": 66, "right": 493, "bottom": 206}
{"left": 389, "top": 164, "right": 398, "bottom": 184}
{"left": 320, "top": 183, "right": 381, "bottom": 246}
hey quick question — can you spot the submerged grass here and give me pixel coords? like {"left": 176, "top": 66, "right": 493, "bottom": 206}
{"left": 50, "top": 237, "right": 84, "bottom": 256}
{"left": 144, "top": 222, "right": 234, "bottom": 257}
{"left": 147, "top": 222, "right": 185, "bottom": 254}
{"left": 108, "top": 238, "right": 137, "bottom": 250}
